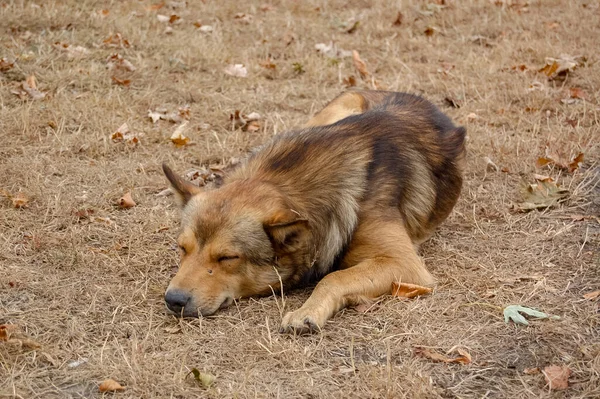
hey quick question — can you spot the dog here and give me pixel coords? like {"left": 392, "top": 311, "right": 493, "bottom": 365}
{"left": 162, "top": 90, "right": 466, "bottom": 333}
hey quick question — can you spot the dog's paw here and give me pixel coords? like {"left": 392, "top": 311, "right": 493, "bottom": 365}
{"left": 280, "top": 308, "right": 326, "bottom": 335}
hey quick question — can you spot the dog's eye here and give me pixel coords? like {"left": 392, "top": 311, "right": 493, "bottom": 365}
{"left": 218, "top": 255, "right": 239, "bottom": 262}
{"left": 179, "top": 245, "right": 187, "bottom": 255}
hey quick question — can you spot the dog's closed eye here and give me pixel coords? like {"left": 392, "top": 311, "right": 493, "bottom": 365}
{"left": 217, "top": 255, "right": 239, "bottom": 262}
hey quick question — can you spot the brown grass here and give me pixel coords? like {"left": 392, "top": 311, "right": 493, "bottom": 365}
{"left": 1, "top": 0, "right": 599, "bottom": 397}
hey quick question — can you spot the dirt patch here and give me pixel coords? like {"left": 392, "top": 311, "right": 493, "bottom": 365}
{"left": 1, "top": 0, "right": 599, "bottom": 397}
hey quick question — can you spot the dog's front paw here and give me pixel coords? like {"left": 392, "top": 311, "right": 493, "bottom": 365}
{"left": 280, "top": 307, "right": 328, "bottom": 335}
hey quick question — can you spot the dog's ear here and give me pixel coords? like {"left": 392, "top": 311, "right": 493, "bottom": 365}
{"left": 162, "top": 163, "right": 203, "bottom": 206}
{"left": 264, "top": 211, "right": 310, "bottom": 256}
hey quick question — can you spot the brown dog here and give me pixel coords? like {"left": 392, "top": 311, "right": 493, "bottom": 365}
{"left": 163, "top": 90, "right": 466, "bottom": 333}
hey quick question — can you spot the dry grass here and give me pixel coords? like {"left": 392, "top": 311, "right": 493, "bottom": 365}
{"left": 1, "top": 0, "right": 599, "bottom": 397}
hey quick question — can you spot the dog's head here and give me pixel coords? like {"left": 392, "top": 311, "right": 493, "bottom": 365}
{"left": 162, "top": 164, "right": 310, "bottom": 317}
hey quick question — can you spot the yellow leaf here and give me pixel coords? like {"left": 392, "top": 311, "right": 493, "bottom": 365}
{"left": 118, "top": 192, "right": 136, "bottom": 209}
{"left": 99, "top": 378, "right": 125, "bottom": 392}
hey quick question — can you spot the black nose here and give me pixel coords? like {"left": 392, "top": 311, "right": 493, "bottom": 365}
{"left": 164, "top": 289, "right": 191, "bottom": 314}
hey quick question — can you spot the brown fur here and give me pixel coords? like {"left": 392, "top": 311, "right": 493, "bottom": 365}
{"left": 163, "top": 90, "right": 466, "bottom": 333}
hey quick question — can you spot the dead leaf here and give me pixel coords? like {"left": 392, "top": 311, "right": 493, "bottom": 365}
{"left": 99, "top": 379, "right": 125, "bottom": 392}
{"left": 343, "top": 76, "right": 357, "bottom": 87}
{"left": 391, "top": 282, "right": 432, "bottom": 299}
{"left": 543, "top": 365, "right": 571, "bottom": 390}
{"left": 223, "top": 64, "right": 248, "bottom": 78}
{"left": 259, "top": 59, "right": 277, "bottom": 69}
{"left": 13, "top": 75, "right": 46, "bottom": 100}
{"left": 352, "top": 50, "right": 369, "bottom": 79}
{"left": 12, "top": 192, "right": 29, "bottom": 208}
{"left": 414, "top": 347, "right": 471, "bottom": 364}
{"left": 110, "top": 123, "right": 140, "bottom": 144}
{"left": 230, "top": 110, "right": 261, "bottom": 132}
{"left": 315, "top": 42, "right": 352, "bottom": 59}
{"left": 346, "top": 20, "right": 360, "bottom": 34}
{"left": 424, "top": 27, "right": 436, "bottom": 36}
{"left": 103, "top": 33, "right": 130, "bottom": 48}
{"left": 536, "top": 149, "right": 584, "bottom": 173}
{"left": 524, "top": 367, "right": 540, "bottom": 375}
{"left": 517, "top": 180, "right": 569, "bottom": 211}
{"left": 157, "top": 14, "right": 170, "bottom": 22}
{"left": 97, "top": 9, "right": 110, "bottom": 17}
{"left": 106, "top": 53, "right": 136, "bottom": 72}
{"left": 539, "top": 55, "right": 579, "bottom": 79}
{"left": 583, "top": 290, "right": 600, "bottom": 300}
{"left": 533, "top": 173, "right": 553, "bottom": 182}
{"left": 392, "top": 11, "right": 403, "bottom": 26}
{"left": 170, "top": 122, "right": 190, "bottom": 146}
{"left": 111, "top": 76, "right": 131, "bottom": 87}
{"left": 234, "top": 13, "right": 253, "bottom": 24}
{"left": 188, "top": 368, "right": 216, "bottom": 388}
{"left": 444, "top": 96, "right": 461, "bottom": 108}
{"left": 0, "top": 57, "right": 15, "bottom": 71}
{"left": 484, "top": 157, "right": 499, "bottom": 172}
{"left": 169, "top": 14, "right": 181, "bottom": 24}
{"left": 118, "top": 192, "right": 136, "bottom": 209}
{"left": 569, "top": 87, "right": 586, "bottom": 99}
{"left": 53, "top": 42, "right": 90, "bottom": 58}
{"left": 0, "top": 325, "right": 41, "bottom": 349}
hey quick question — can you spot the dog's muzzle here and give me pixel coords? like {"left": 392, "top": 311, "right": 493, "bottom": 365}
{"left": 164, "top": 289, "right": 196, "bottom": 317}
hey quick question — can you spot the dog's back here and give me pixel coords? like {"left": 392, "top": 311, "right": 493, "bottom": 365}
{"left": 228, "top": 91, "right": 466, "bottom": 269}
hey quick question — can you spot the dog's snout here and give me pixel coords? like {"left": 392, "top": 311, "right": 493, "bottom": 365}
{"left": 164, "top": 289, "right": 191, "bottom": 314}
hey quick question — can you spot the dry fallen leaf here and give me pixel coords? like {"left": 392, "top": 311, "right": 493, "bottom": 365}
{"left": 12, "top": 192, "right": 29, "bottom": 208}
{"left": 103, "top": 33, "right": 130, "bottom": 48}
{"left": 188, "top": 368, "right": 216, "bottom": 388}
{"left": 106, "top": 53, "right": 136, "bottom": 72}
{"left": 391, "top": 282, "right": 432, "bottom": 299}
{"left": 517, "top": 180, "right": 569, "bottom": 212}
{"left": 569, "top": 87, "right": 586, "bottom": 99}
{"left": 523, "top": 367, "right": 540, "bottom": 375}
{"left": 583, "top": 290, "right": 600, "bottom": 300}
{"left": 111, "top": 76, "right": 131, "bottom": 87}
{"left": 230, "top": 110, "right": 261, "bottom": 132}
{"left": 543, "top": 365, "right": 571, "bottom": 390}
{"left": 533, "top": 173, "right": 553, "bottom": 182}
{"left": 12, "top": 75, "right": 46, "bottom": 100}
{"left": 539, "top": 55, "right": 579, "bottom": 79}
{"left": 352, "top": 50, "right": 370, "bottom": 79}
{"left": 170, "top": 122, "right": 190, "bottom": 146}
{"left": 0, "top": 57, "right": 15, "bottom": 71}
{"left": 0, "top": 324, "right": 41, "bottom": 349}
{"left": 99, "top": 379, "right": 125, "bottom": 392}
{"left": 414, "top": 347, "right": 471, "bottom": 364}
{"left": 343, "top": 76, "right": 357, "bottom": 87}
{"left": 536, "top": 150, "right": 584, "bottom": 173}
{"left": 392, "top": 11, "right": 403, "bottom": 26}
{"left": 118, "top": 192, "right": 136, "bottom": 209}
{"left": 110, "top": 123, "right": 140, "bottom": 144}
{"left": 53, "top": 42, "right": 90, "bottom": 58}
{"left": 223, "top": 64, "right": 248, "bottom": 78}
{"left": 234, "top": 13, "right": 253, "bottom": 24}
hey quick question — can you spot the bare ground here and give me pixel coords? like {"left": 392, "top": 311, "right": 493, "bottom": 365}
{"left": 1, "top": 0, "right": 599, "bottom": 398}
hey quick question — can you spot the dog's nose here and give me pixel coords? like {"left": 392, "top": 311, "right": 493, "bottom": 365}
{"left": 164, "top": 289, "right": 191, "bottom": 314}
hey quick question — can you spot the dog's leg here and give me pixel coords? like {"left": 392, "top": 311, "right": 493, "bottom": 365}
{"left": 280, "top": 217, "right": 434, "bottom": 333}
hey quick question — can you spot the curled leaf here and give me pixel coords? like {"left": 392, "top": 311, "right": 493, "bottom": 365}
{"left": 170, "top": 122, "right": 190, "bottom": 146}
{"left": 189, "top": 368, "right": 216, "bottom": 388}
{"left": 118, "top": 192, "right": 136, "bottom": 209}
{"left": 99, "top": 378, "right": 125, "bottom": 392}
{"left": 414, "top": 347, "right": 471, "bottom": 364}
{"left": 352, "top": 50, "right": 369, "bottom": 79}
